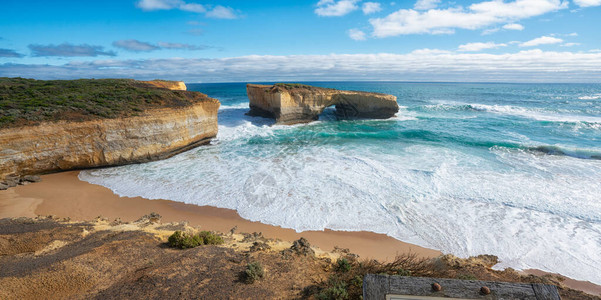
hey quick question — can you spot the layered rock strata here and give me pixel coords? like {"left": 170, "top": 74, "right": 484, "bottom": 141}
{"left": 0, "top": 85, "right": 219, "bottom": 180}
{"left": 246, "top": 84, "right": 399, "bottom": 124}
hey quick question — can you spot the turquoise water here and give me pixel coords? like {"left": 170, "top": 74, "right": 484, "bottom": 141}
{"left": 80, "top": 82, "right": 601, "bottom": 284}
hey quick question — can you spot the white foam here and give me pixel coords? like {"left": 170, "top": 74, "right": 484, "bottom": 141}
{"left": 425, "top": 101, "right": 601, "bottom": 124}
{"left": 579, "top": 94, "right": 601, "bottom": 100}
{"left": 80, "top": 131, "right": 601, "bottom": 285}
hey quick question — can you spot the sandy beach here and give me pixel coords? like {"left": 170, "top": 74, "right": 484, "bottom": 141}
{"left": 2, "top": 170, "right": 600, "bottom": 296}
{"left": 0, "top": 171, "right": 440, "bottom": 261}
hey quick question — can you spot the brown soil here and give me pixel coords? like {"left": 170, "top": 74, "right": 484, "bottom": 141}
{"left": 1, "top": 216, "right": 599, "bottom": 300}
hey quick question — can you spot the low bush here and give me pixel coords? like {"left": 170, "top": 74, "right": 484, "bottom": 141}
{"left": 167, "top": 230, "right": 223, "bottom": 249}
{"left": 244, "top": 261, "right": 264, "bottom": 284}
{"left": 317, "top": 277, "right": 349, "bottom": 300}
{"left": 336, "top": 258, "right": 352, "bottom": 273}
{"left": 198, "top": 230, "right": 224, "bottom": 245}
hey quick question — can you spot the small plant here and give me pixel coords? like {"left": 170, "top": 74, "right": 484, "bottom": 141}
{"left": 244, "top": 261, "right": 264, "bottom": 284}
{"left": 336, "top": 258, "right": 352, "bottom": 273}
{"left": 167, "top": 230, "right": 223, "bottom": 249}
{"left": 198, "top": 230, "right": 224, "bottom": 245}
{"left": 396, "top": 268, "right": 412, "bottom": 276}
{"left": 317, "top": 277, "right": 349, "bottom": 300}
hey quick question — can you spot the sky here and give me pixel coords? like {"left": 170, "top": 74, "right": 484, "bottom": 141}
{"left": 0, "top": 0, "right": 600, "bottom": 82}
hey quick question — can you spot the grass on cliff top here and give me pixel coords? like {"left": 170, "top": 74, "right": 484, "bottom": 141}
{"left": 0, "top": 77, "right": 209, "bottom": 129}
{"left": 274, "top": 83, "right": 316, "bottom": 90}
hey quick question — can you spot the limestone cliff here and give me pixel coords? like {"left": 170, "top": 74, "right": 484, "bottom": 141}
{"left": 246, "top": 84, "right": 399, "bottom": 124}
{"left": 0, "top": 81, "right": 219, "bottom": 180}
{"left": 142, "top": 80, "right": 187, "bottom": 91}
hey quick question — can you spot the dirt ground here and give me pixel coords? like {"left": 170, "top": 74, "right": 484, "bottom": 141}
{"left": 0, "top": 215, "right": 599, "bottom": 300}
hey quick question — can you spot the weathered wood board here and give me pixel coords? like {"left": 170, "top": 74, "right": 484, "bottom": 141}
{"left": 363, "top": 274, "right": 561, "bottom": 300}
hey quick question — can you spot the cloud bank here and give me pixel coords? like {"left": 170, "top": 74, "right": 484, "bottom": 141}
{"left": 112, "top": 39, "right": 210, "bottom": 52}
{"left": 0, "top": 48, "right": 24, "bottom": 58}
{"left": 3, "top": 50, "right": 601, "bottom": 83}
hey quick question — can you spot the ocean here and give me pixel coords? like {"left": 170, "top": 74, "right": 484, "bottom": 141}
{"left": 79, "top": 82, "right": 601, "bottom": 284}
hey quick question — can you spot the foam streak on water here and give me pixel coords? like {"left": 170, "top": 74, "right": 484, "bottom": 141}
{"left": 80, "top": 82, "right": 601, "bottom": 285}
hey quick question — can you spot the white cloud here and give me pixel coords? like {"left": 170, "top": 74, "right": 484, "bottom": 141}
{"left": 348, "top": 29, "right": 367, "bottom": 40}
{"left": 178, "top": 3, "right": 206, "bottom": 13}
{"left": 370, "top": 0, "right": 567, "bottom": 37}
{"left": 568, "top": 32, "right": 578, "bottom": 36}
{"left": 5, "top": 50, "right": 601, "bottom": 83}
{"left": 561, "top": 42, "right": 580, "bottom": 47}
{"left": 137, "top": 0, "right": 182, "bottom": 10}
{"left": 136, "top": 0, "right": 237, "bottom": 18}
{"left": 205, "top": 5, "right": 237, "bottom": 19}
{"left": 315, "top": 0, "right": 360, "bottom": 16}
{"left": 482, "top": 28, "right": 500, "bottom": 35}
{"left": 458, "top": 42, "right": 507, "bottom": 51}
{"left": 362, "top": 2, "right": 382, "bottom": 14}
{"left": 520, "top": 35, "right": 563, "bottom": 47}
{"left": 573, "top": 0, "right": 601, "bottom": 7}
{"left": 414, "top": 0, "right": 441, "bottom": 10}
{"left": 503, "top": 23, "right": 524, "bottom": 30}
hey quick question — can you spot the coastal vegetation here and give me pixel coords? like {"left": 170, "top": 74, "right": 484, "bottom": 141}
{"left": 274, "top": 82, "right": 314, "bottom": 89}
{"left": 0, "top": 77, "right": 207, "bottom": 128}
{"left": 167, "top": 230, "right": 224, "bottom": 249}
{"left": 243, "top": 261, "right": 265, "bottom": 284}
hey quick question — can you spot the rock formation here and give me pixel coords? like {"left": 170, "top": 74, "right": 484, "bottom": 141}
{"left": 246, "top": 83, "right": 399, "bottom": 124}
{"left": 142, "top": 80, "right": 187, "bottom": 91}
{"left": 0, "top": 82, "right": 219, "bottom": 180}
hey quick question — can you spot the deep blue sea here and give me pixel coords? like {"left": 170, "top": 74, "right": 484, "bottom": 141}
{"left": 80, "top": 82, "right": 601, "bottom": 284}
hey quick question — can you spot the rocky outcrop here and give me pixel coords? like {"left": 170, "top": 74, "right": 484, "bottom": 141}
{"left": 0, "top": 91, "right": 219, "bottom": 181}
{"left": 142, "top": 80, "right": 187, "bottom": 91}
{"left": 246, "top": 84, "right": 399, "bottom": 124}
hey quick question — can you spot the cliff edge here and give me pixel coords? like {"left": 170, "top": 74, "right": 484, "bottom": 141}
{"left": 246, "top": 83, "right": 399, "bottom": 124}
{"left": 0, "top": 78, "right": 219, "bottom": 182}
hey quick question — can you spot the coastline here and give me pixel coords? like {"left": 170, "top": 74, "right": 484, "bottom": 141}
{"left": 0, "top": 171, "right": 440, "bottom": 261}
{"left": 1, "top": 170, "right": 600, "bottom": 296}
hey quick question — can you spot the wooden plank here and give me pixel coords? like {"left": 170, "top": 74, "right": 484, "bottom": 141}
{"left": 532, "top": 283, "right": 561, "bottom": 300}
{"left": 363, "top": 274, "right": 561, "bottom": 300}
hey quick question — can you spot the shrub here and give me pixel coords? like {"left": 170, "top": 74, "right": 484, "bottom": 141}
{"left": 317, "top": 277, "right": 349, "bottom": 300}
{"left": 167, "top": 231, "right": 203, "bottom": 249}
{"left": 396, "top": 268, "right": 412, "bottom": 276}
{"left": 167, "top": 230, "right": 223, "bottom": 249}
{"left": 198, "top": 230, "right": 224, "bottom": 245}
{"left": 244, "top": 261, "right": 264, "bottom": 284}
{"left": 336, "top": 258, "right": 352, "bottom": 273}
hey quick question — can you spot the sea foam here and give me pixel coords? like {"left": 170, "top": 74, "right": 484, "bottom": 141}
{"left": 79, "top": 83, "right": 601, "bottom": 285}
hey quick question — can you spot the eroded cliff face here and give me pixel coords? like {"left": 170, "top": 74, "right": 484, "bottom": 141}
{"left": 0, "top": 98, "right": 219, "bottom": 180}
{"left": 142, "top": 80, "right": 187, "bottom": 91}
{"left": 246, "top": 84, "right": 399, "bottom": 124}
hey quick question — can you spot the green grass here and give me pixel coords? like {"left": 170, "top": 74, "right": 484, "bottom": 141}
{"left": 0, "top": 77, "right": 208, "bottom": 128}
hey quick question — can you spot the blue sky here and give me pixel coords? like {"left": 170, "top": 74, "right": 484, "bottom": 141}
{"left": 1, "top": 0, "right": 600, "bottom": 82}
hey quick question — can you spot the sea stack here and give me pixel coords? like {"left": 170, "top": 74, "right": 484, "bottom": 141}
{"left": 0, "top": 79, "right": 219, "bottom": 181}
{"left": 246, "top": 83, "right": 399, "bottom": 124}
